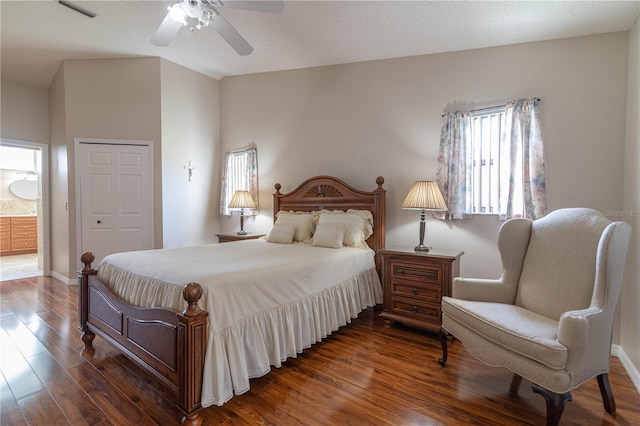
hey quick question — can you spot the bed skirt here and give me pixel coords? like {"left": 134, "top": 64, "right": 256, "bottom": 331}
{"left": 99, "top": 264, "right": 382, "bottom": 406}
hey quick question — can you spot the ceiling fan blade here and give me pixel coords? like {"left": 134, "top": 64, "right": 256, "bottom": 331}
{"left": 221, "top": 1, "right": 284, "bottom": 14}
{"left": 151, "top": 12, "right": 184, "bottom": 47}
{"left": 211, "top": 14, "right": 254, "bottom": 56}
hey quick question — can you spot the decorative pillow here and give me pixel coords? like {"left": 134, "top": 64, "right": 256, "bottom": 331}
{"left": 312, "top": 224, "right": 344, "bottom": 249}
{"left": 346, "top": 209, "right": 374, "bottom": 239}
{"left": 266, "top": 223, "right": 296, "bottom": 244}
{"left": 315, "top": 210, "right": 371, "bottom": 247}
{"left": 275, "top": 211, "right": 315, "bottom": 241}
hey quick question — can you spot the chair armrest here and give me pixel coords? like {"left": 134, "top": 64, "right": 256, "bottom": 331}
{"left": 452, "top": 277, "right": 517, "bottom": 304}
{"left": 558, "top": 307, "right": 613, "bottom": 382}
{"left": 557, "top": 307, "right": 601, "bottom": 347}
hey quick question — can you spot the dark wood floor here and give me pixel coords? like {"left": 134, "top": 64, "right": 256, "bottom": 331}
{"left": 1, "top": 276, "right": 639, "bottom": 425}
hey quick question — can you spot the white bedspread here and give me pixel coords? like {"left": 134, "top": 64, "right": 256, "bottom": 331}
{"left": 97, "top": 239, "right": 382, "bottom": 407}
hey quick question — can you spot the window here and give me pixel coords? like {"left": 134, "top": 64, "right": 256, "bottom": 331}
{"left": 470, "top": 107, "right": 505, "bottom": 215}
{"left": 220, "top": 147, "right": 258, "bottom": 216}
{"left": 438, "top": 98, "right": 546, "bottom": 220}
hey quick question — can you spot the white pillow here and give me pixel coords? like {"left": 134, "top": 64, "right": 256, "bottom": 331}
{"left": 312, "top": 224, "right": 344, "bottom": 249}
{"left": 266, "top": 223, "right": 296, "bottom": 244}
{"left": 275, "top": 211, "right": 315, "bottom": 241}
{"left": 346, "top": 209, "right": 374, "bottom": 239}
{"left": 316, "top": 210, "right": 370, "bottom": 247}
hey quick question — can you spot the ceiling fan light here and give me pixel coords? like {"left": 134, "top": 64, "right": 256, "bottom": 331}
{"left": 202, "top": 8, "right": 215, "bottom": 20}
{"left": 168, "top": 3, "right": 187, "bottom": 25}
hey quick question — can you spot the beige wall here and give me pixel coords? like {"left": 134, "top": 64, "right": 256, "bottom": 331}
{"left": 0, "top": 79, "right": 49, "bottom": 144}
{"left": 48, "top": 68, "right": 69, "bottom": 281}
{"left": 160, "top": 59, "right": 221, "bottom": 248}
{"left": 220, "top": 32, "right": 630, "bottom": 279}
{"left": 621, "top": 17, "right": 640, "bottom": 387}
{"left": 49, "top": 58, "right": 163, "bottom": 279}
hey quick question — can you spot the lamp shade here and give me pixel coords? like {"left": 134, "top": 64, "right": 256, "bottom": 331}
{"left": 228, "top": 190, "right": 256, "bottom": 209}
{"left": 402, "top": 181, "right": 447, "bottom": 211}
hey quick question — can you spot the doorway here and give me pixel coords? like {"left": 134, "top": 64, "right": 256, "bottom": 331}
{"left": 0, "top": 139, "right": 50, "bottom": 281}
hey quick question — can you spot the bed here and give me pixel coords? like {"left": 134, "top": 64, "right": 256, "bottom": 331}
{"left": 77, "top": 175, "right": 386, "bottom": 425}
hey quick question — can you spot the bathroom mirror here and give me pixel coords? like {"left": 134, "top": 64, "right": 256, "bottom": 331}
{"left": 9, "top": 178, "right": 38, "bottom": 200}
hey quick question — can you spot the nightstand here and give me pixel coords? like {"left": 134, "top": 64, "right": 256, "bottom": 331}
{"left": 379, "top": 247, "right": 463, "bottom": 332}
{"left": 215, "top": 233, "right": 265, "bottom": 243}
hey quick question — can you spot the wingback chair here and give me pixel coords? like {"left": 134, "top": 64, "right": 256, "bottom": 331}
{"left": 438, "top": 208, "right": 632, "bottom": 426}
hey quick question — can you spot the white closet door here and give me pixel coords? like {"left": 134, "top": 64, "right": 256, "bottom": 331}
{"left": 78, "top": 141, "right": 153, "bottom": 266}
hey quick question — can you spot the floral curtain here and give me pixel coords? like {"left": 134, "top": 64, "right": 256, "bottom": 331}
{"left": 499, "top": 98, "right": 546, "bottom": 220}
{"left": 220, "top": 147, "right": 259, "bottom": 216}
{"left": 436, "top": 111, "right": 473, "bottom": 220}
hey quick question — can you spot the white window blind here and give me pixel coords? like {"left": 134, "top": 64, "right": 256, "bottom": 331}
{"left": 470, "top": 108, "right": 505, "bottom": 214}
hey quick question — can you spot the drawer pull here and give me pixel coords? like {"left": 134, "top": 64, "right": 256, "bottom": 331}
{"left": 396, "top": 268, "right": 404, "bottom": 274}
{"left": 412, "top": 306, "right": 418, "bottom": 313}
{"left": 425, "top": 271, "right": 437, "bottom": 279}
{"left": 412, "top": 288, "right": 418, "bottom": 295}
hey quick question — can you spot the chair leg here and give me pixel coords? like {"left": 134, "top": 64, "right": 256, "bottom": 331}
{"left": 597, "top": 373, "right": 616, "bottom": 413}
{"left": 509, "top": 374, "right": 523, "bottom": 397}
{"left": 438, "top": 327, "right": 448, "bottom": 366}
{"left": 532, "top": 384, "right": 572, "bottom": 426}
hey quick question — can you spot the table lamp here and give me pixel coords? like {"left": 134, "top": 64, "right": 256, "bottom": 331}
{"left": 402, "top": 181, "right": 447, "bottom": 252}
{"left": 228, "top": 190, "right": 256, "bottom": 235}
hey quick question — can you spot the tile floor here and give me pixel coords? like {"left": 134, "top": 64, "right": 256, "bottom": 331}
{"left": 0, "top": 253, "right": 42, "bottom": 281}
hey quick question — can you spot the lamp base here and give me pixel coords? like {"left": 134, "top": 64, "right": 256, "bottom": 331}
{"left": 237, "top": 211, "right": 247, "bottom": 235}
{"left": 414, "top": 210, "right": 431, "bottom": 252}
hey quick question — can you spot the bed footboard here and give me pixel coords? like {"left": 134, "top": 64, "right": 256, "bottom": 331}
{"left": 78, "top": 252, "right": 208, "bottom": 425}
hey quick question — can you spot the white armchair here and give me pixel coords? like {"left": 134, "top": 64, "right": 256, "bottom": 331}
{"left": 438, "top": 208, "right": 632, "bottom": 426}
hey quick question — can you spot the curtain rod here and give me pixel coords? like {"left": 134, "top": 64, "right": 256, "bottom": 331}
{"left": 229, "top": 142, "right": 257, "bottom": 154}
{"left": 441, "top": 98, "right": 541, "bottom": 117}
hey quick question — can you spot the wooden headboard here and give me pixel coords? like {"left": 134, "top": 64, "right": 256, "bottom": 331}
{"left": 273, "top": 175, "right": 386, "bottom": 272}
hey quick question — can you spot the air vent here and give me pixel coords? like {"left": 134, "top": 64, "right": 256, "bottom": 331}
{"left": 58, "top": 1, "right": 97, "bottom": 18}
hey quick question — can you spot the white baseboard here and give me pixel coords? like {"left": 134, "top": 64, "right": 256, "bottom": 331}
{"left": 612, "top": 344, "right": 640, "bottom": 394}
{"left": 50, "top": 270, "right": 75, "bottom": 286}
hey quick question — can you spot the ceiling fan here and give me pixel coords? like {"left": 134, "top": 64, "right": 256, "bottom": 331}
{"left": 151, "top": 0, "right": 284, "bottom": 56}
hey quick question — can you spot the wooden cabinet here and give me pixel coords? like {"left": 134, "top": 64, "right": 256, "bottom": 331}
{"left": 380, "top": 247, "right": 463, "bottom": 332}
{"left": 215, "top": 233, "right": 265, "bottom": 243}
{"left": 0, "top": 218, "right": 10, "bottom": 254}
{"left": 1, "top": 216, "right": 37, "bottom": 256}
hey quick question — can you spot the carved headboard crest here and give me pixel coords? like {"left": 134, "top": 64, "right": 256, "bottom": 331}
{"left": 306, "top": 185, "right": 342, "bottom": 198}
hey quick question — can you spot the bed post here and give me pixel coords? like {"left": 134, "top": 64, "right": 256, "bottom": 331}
{"left": 373, "top": 176, "right": 386, "bottom": 276}
{"left": 273, "top": 182, "right": 282, "bottom": 218}
{"left": 78, "top": 252, "right": 96, "bottom": 349}
{"left": 177, "top": 283, "right": 208, "bottom": 426}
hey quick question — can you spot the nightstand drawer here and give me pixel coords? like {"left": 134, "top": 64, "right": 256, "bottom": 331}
{"left": 390, "top": 298, "right": 441, "bottom": 324}
{"left": 390, "top": 261, "right": 442, "bottom": 285}
{"left": 391, "top": 280, "right": 441, "bottom": 303}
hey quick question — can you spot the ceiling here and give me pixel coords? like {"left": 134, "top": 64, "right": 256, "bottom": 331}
{"left": 2, "top": 1, "right": 639, "bottom": 89}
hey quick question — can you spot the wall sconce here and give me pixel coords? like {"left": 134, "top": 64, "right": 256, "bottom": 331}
{"left": 228, "top": 190, "right": 257, "bottom": 235}
{"left": 402, "top": 181, "right": 447, "bottom": 252}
